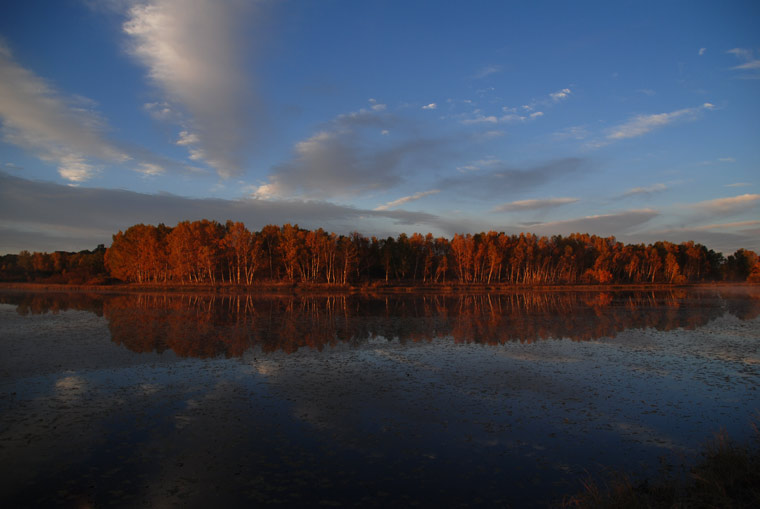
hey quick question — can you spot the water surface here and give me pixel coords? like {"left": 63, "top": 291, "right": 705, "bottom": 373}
{"left": 1, "top": 288, "right": 758, "bottom": 507}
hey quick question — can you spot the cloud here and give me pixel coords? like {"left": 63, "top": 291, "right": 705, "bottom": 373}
{"left": 461, "top": 114, "right": 498, "bottom": 125}
{"left": 492, "top": 197, "right": 578, "bottom": 213}
{"left": 638, "top": 220, "right": 760, "bottom": 254}
{"left": 374, "top": 189, "right": 440, "bottom": 211}
{"left": 438, "top": 157, "right": 586, "bottom": 199}
{"left": 726, "top": 48, "right": 760, "bottom": 76}
{"left": 473, "top": 65, "right": 502, "bottom": 79}
{"left": 524, "top": 209, "right": 659, "bottom": 237}
{"left": 553, "top": 125, "right": 589, "bottom": 141}
{"left": 699, "top": 48, "right": 706, "bottom": 56}
{"left": 421, "top": 103, "right": 438, "bottom": 110}
{"left": 688, "top": 194, "right": 760, "bottom": 214}
{"left": 0, "top": 43, "right": 128, "bottom": 182}
{"left": 686, "top": 220, "right": 760, "bottom": 232}
{"left": 550, "top": 88, "right": 572, "bottom": 101}
{"left": 620, "top": 183, "right": 668, "bottom": 197}
{"left": 135, "top": 162, "right": 165, "bottom": 176}
{"left": 456, "top": 157, "right": 502, "bottom": 173}
{"left": 590, "top": 103, "right": 713, "bottom": 147}
{"left": 253, "top": 106, "right": 453, "bottom": 200}
{"left": 123, "top": 0, "right": 258, "bottom": 178}
{"left": 725, "top": 182, "right": 751, "bottom": 188}
{"left": 1, "top": 170, "right": 478, "bottom": 253}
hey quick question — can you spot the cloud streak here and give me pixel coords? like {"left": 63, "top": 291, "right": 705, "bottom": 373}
{"left": 438, "top": 158, "right": 586, "bottom": 199}
{"left": 0, "top": 43, "right": 127, "bottom": 182}
{"left": 492, "top": 197, "right": 578, "bottom": 212}
{"left": 123, "top": 0, "right": 257, "bottom": 178}
{"left": 621, "top": 183, "right": 668, "bottom": 197}
{"left": 374, "top": 190, "right": 440, "bottom": 211}
{"left": 253, "top": 107, "right": 453, "bottom": 200}
{"left": 524, "top": 209, "right": 659, "bottom": 236}
{"left": 0, "top": 171, "right": 472, "bottom": 253}
{"left": 688, "top": 194, "right": 760, "bottom": 214}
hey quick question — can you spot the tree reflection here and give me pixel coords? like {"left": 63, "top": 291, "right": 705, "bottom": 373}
{"left": 2, "top": 289, "right": 758, "bottom": 357}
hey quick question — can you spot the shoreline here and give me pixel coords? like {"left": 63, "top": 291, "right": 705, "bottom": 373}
{"left": 0, "top": 280, "right": 754, "bottom": 296}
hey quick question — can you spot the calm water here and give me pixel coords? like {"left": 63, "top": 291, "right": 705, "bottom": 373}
{"left": 1, "top": 288, "right": 758, "bottom": 507}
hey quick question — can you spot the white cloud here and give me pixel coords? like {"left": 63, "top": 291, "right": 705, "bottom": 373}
{"left": 0, "top": 43, "right": 127, "bottom": 183}
{"left": 176, "top": 131, "right": 200, "bottom": 146}
{"left": 688, "top": 194, "right": 760, "bottom": 214}
{"left": 143, "top": 101, "right": 176, "bottom": 120}
{"left": 456, "top": 157, "right": 502, "bottom": 173}
{"left": 549, "top": 88, "right": 572, "bottom": 101}
{"left": 374, "top": 189, "right": 440, "bottom": 211}
{"left": 601, "top": 103, "right": 713, "bottom": 144}
{"left": 135, "top": 162, "right": 165, "bottom": 176}
{"left": 371, "top": 103, "right": 387, "bottom": 111}
{"left": 461, "top": 114, "right": 498, "bottom": 125}
{"left": 381, "top": 129, "right": 389, "bottom": 135}
{"left": 725, "top": 182, "right": 750, "bottom": 188}
{"left": 492, "top": 197, "right": 578, "bottom": 212}
{"left": 699, "top": 47, "right": 706, "bottom": 56}
{"left": 123, "top": 0, "right": 256, "bottom": 178}
{"left": 530, "top": 111, "right": 544, "bottom": 118}
{"left": 727, "top": 48, "right": 760, "bottom": 74}
{"left": 58, "top": 155, "right": 99, "bottom": 183}
{"left": 422, "top": 103, "right": 438, "bottom": 110}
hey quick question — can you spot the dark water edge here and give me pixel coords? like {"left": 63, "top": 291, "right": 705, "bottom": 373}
{"left": 1, "top": 288, "right": 758, "bottom": 507}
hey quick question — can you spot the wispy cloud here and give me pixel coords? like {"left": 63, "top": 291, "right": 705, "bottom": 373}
{"left": 253, "top": 106, "right": 451, "bottom": 200}
{"left": 727, "top": 48, "right": 760, "bottom": 69}
{"left": 123, "top": 0, "right": 257, "bottom": 178}
{"left": 458, "top": 87, "right": 571, "bottom": 126}
{"left": 687, "top": 220, "right": 760, "bottom": 232}
{"left": 525, "top": 209, "right": 659, "bottom": 236}
{"left": 0, "top": 170, "right": 473, "bottom": 253}
{"left": 549, "top": 88, "right": 572, "bottom": 101}
{"left": 421, "top": 103, "right": 437, "bottom": 110}
{"left": 492, "top": 197, "right": 578, "bottom": 212}
{"left": 438, "top": 158, "right": 586, "bottom": 199}
{"left": 688, "top": 193, "right": 760, "bottom": 214}
{"left": 621, "top": 183, "right": 668, "bottom": 197}
{"left": 727, "top": 48, "right": 760, "bottom": 77}
{"left": 374, "top": 189, "right": 440, "bottom": 211}
{"left": 0, "top": 43, "right": 127, "bottom": 182}
{"left": 699, "top": 47, "right": 706, "bottom": 56}
{"left": 609, "top": 104, "right": 712, "bottom": 140}
{"left": 473, "top": 65, "right": 502, "bottom": 79}
{"left": 587, "top": 103, "right": 714, "bottom": 148}
{"left": 725, "top": 182, "right": 751, "bottom": 188}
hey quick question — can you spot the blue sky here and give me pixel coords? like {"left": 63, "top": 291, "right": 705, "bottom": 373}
{"left": 1, "top": 0, "right": 758, "bottom": 254}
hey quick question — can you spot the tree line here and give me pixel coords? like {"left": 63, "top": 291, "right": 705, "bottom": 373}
{"left": 1, "top": 220, "right": 759, "bottom": 284}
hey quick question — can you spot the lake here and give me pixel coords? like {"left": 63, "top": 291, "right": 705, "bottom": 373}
{"left": 1, "top": 287, "right": 758, "bottom": 507}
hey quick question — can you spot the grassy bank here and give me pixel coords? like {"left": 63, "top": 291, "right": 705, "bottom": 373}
{"left": 561, "top": 427, "right": 760, "bottom": 508}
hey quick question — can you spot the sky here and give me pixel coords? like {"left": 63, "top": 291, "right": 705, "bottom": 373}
{"left": 1, "top": 0, "right": 759, "bottom": 255}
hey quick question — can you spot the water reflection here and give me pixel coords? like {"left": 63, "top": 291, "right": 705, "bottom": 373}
{"left": 3, "top": 289, "right": 758, "bottom": 358}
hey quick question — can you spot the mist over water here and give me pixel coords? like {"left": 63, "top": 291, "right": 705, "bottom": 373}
{"left": 1, "top": 288, "right": 758, "bottom": 507}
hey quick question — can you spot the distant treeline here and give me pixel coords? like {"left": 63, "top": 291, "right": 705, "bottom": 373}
{"left": 1, "top": 220, "right": 759, "bottom": 285}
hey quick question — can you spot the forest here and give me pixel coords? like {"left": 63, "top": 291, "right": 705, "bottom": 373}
{"left": 1, "top": 220, "right": 759, "bottom": 285}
